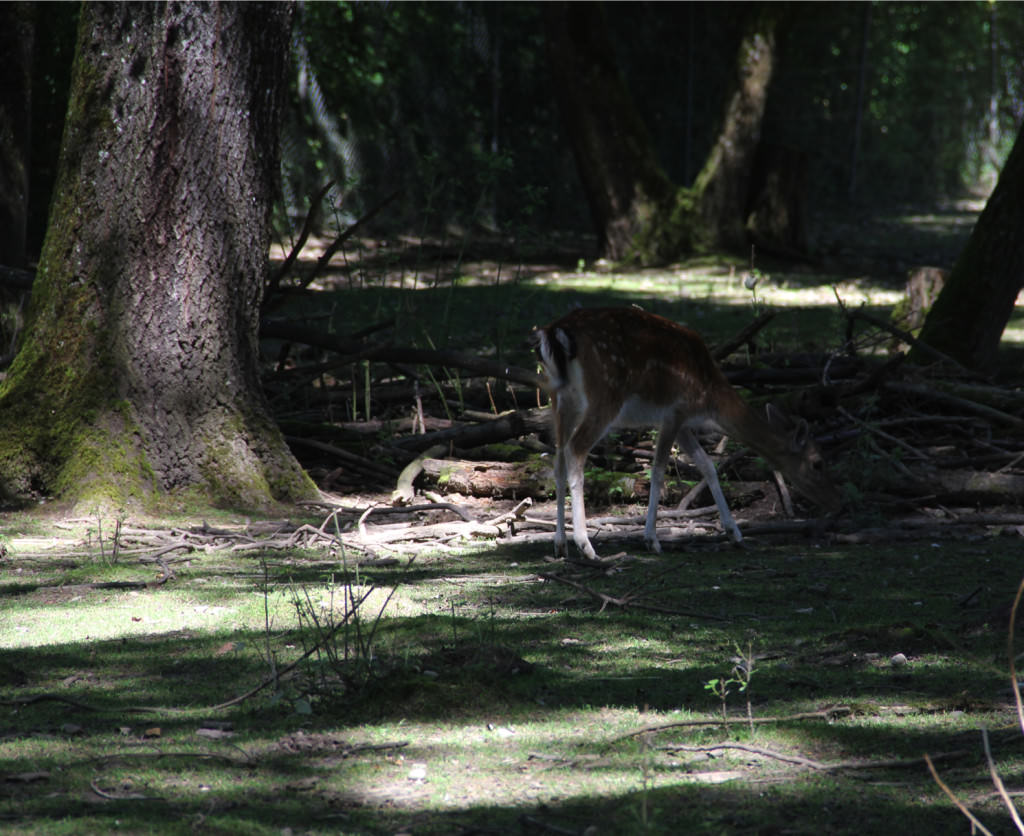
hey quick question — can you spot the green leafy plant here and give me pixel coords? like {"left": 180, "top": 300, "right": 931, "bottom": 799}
{"left": 705, "top": 641, "right": 757, "bottom": 731}
{"left": 704, "top": 675, "right": 735, "bottom": 725}
{"left": 732, "top": 641, "right": 757, "bottom": 733}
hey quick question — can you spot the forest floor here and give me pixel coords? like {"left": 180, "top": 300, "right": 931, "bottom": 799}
{"left": 2, "top": 202, "right": 1024, "bottom": 834}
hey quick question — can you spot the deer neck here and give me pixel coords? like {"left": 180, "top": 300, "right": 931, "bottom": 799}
{"left": 711, "top": 389, "right": 789, "bottom": 466}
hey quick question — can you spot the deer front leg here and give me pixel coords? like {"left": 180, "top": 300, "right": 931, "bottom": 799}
{"left": 678, "top": 428, "right": 743, "bottom": 543}
{"left": 553, "top": 439, "right": 598, "bottom": 560}
{"left": 560, "top": 413, "right": 616, "bottom": 561}
{"left": 565, "top": 448, "right": 598, "bottom": 560}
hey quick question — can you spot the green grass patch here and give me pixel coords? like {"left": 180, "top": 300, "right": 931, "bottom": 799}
{"left": 2, "top": 516, "right": 1022, "bottom": 834}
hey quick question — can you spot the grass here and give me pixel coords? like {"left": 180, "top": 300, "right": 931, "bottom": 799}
{"left": 2, "top": 513, "right": 1023, "bottom": 834}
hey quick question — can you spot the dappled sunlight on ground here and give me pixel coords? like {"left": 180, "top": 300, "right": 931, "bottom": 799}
{"left": 535, "top": 265, "right": 906, "bottom": 310}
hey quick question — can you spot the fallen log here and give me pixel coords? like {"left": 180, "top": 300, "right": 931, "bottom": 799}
{"left": 417, "top": 457, "right": 553, "bottom": 500}
{"left": 931, "top": 469, "right": 1024, "bottom": 502}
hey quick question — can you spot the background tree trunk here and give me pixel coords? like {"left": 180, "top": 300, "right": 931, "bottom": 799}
{"left": 0, "top": 2, "right": 317, "bottom": 510}
{"left": 691, "top": 5, "right": 778, "bottom": 252}
{"left": 911, "top": 122, "right": 1024, "bottom": 369}
{"left": 543, "top": 1, "right": 674, "bottom": 261}
{"left": 745, "top": 143, "right": 809, "bottom": 258}
{"left": 544, "top": 2, "right": 782, "bottom": 264}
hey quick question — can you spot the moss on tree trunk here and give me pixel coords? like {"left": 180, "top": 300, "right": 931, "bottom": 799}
{"left": 0, "top": 2, "right": 317, "bottom": 512}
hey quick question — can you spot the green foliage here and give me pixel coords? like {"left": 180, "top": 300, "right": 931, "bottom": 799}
{"left": 282, "top": 0, "right": 1024, "bottom": 241}
{"left": 284, "top": 1, "right": 570, "bottom": 237}
{"left": 772, "top": 2, "right": 1024, "bottom": 204}
{"left": 29, "top": 1, "right": 1024, "bottom": 255}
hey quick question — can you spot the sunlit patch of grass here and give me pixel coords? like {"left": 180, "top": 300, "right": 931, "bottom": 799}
{"left": 1, "top": 530, "right": 1021, "bottom": 834}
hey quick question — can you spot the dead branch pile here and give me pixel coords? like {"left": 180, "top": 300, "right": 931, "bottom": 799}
{"left": 259, "top": 306, "right": 1024, "bottom": 549}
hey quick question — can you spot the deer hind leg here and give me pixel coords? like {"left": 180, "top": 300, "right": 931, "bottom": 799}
{"left": 551, "top": 392, "right": 584, "bottom": 559}
{"left": 677, "top": 428, "right": 743, "bottom": 543}
{"left": 643, "top": 418, "right": 685, "bottom": 554}
{"left": 553, "top": 443, "right": 570, "bottom": 558}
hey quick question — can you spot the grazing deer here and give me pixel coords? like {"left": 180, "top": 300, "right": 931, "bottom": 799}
{"left": 532, "top": 307, "right": 840, "bottom": 559}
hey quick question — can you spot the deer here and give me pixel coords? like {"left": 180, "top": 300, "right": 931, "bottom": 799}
{"left": 532, "top": 306, "right": 841, "bottom": 560}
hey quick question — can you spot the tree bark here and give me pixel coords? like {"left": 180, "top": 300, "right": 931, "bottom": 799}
{"left": 0, "top": 2, "right": 317, "bottom": 510}
{"left": 911, "top": 122, "right": 1024, "bottom": 369}
{"left": 691, "top": 5, "right": 778, "bottom": 252}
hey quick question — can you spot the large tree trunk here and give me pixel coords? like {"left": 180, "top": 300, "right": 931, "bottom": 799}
{"left": 544, "top": 3, "right": 781, "bottom": 264}
{"left": 911, "top": 122, "right": 1024, "bottom": 369}
{"left": 0, "top": 2, "right": 317, "bottom": 510}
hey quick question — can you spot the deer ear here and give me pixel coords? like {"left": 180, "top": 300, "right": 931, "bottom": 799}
{"left": 765, "top": 404, "right": 809, "bottom": 451}
{"left": 764, "top": 402, "right": 790, "bottom": 429}
{"left": 790, "top": 417, "right": 810, "bottom": 451}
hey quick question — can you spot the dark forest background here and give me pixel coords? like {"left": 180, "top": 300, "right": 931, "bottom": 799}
{"left": 20, "top": 1, "right": 1023, "bottom": 262}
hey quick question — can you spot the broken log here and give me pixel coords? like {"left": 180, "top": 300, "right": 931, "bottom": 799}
{"left": 417, "top": 458, "right": 552, "bottom": 500}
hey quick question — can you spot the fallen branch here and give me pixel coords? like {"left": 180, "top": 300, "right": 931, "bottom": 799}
{"left": 539, "top": 571, "right": 729, "bottom": 620}
{"left": 982, "top": 727, "right": 1024, "bottom": 833}
{"left": 286, "top": 435, "right": 401, "bottom": 481}
{"left": 926, "top": 753, "right": 996, "bottom": 836}
{"left": 91, "top": 749, "right": 252, "bottom": 768}
{"left": 392, "top": 443, "right": 448, "bottom": 505}
{"left": 259, "top": 323, "right": 544, "bottom": 389}
{"left": 847, "top": 308, "right": 969, "bottom": 372}
{"left": 609, "top": 706, "right": 853, "bottom": 742}
{"left": 389, "top": 407, "right": 550, "bottom": 453}
{"left": 0, "top": 693, "right": 99, "bottom": 710}
{"left": 660, "top": 741, "right": 970, "bottom": 773}
{"left": 90, "top": 778, "right": 165, "bottom": 802}
{"left": 358, "top": 498, "right": 533, "bottom": 545}
{"left": 884, "top": 381, "right": 1024, "bottom": 430}
{"left": 264, "top": 179, "right": 335, "bottom": 308}
{"left": 712, "top": 311, "right": 777, "bottom": 362}
{"left": 415, "top": 456, "right": 552, "bottom": 500}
